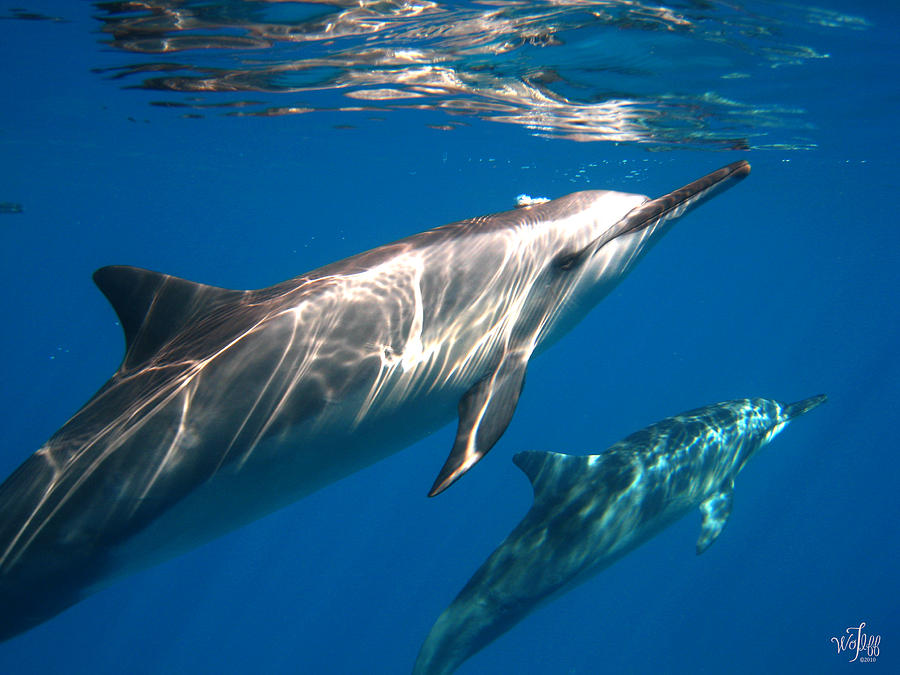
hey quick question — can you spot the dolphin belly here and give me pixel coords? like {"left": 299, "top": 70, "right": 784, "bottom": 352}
{"left": 106, "top": 390, "right": 461, "bottom": 582}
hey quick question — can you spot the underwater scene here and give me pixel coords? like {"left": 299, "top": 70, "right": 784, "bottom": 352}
{"left": 0, "top": 1, "right": 896, "bottom": 673}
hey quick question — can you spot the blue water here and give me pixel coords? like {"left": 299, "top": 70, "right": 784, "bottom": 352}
{"left": 1, "top": 1, "right": 896, "bottom": 673}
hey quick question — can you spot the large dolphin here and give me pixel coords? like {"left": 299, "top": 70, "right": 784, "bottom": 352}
{"left": 413, "top": 394, "right": 827, "bottom": 675}
{"left": 0, "top": 161, "right": 749, "bottom": 641}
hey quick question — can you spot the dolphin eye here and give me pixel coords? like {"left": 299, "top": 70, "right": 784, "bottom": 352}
{"left": 554, "top": 248, "right": 586, "bottom": 271}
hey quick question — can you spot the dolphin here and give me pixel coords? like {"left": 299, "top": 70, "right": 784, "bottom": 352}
{"left": 0, "top": 161, "right": 749, "bottom": 641}
{"left": 413, "top": 394, "right": 827, "bottom": 675}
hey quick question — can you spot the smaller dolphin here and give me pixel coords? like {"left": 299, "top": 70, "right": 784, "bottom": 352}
{"left": 413, "top": 395, "right": 827, "bottom": 675}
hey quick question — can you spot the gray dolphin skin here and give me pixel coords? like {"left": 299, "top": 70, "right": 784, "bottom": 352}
{"left": 413, "top": 394, "right": 827, "bottom": 675}
{"left": 0, "top": 162, "right": 749, "bottom": 641}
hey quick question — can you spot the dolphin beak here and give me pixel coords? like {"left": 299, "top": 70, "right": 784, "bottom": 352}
{"left": 585, "top": 160, "right": 752, "bottom": 256}
{"left": 621, "top": 160, "right": 751, "bottom": 236}
{"left": 783, "top": 394, "right": 828, "bottom": 419}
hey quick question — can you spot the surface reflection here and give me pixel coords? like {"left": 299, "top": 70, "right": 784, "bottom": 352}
{"left": 90, "top": 0, "right": 867, "bottom": 148}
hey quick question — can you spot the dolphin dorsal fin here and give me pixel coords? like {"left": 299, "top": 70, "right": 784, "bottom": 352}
{"left": 512, "top": 450, "right": 554, "bottom": 485}
{"left": 512, "top": 451, "right": 591, "bottom": 499}
{"left": 93, "top": 265, "right": 243, "bottom": 370}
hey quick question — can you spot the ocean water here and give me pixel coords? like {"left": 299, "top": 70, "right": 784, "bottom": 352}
{"left": 0, "top": 1, "right": 896, "bottom": 673}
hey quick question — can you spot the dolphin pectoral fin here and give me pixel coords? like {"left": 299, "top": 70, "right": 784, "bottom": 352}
{"left": 696, "top": 479, "right": 734, "bottom": 555}
{"left": 428, "top": 351, "right": 529, "bottom": 497}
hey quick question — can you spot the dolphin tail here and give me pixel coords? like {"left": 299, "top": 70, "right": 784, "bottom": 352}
{"left": 783, "top": 394, "right": 827, "bottom": 419}
{"left": 0, "top": 453, "right": 54, "bottom": 574}
{"left": 0, "top": 452, "right": 85, "bottom": 642}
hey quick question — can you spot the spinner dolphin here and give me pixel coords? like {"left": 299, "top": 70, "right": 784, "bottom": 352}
{"left": 0, "top": 162, "right": 749, "bottom": 640}
{"left": 413, "top": 394, "right": 827, "bottom": 675}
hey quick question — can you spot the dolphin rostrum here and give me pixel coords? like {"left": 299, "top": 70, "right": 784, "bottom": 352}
{"left": 413, "top": 394, "right": 827, "bottom": 675}
{"left": 0, "top": 162, "right": 749, "bottom": 641}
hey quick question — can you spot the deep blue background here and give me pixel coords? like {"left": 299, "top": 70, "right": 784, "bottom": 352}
{"left": 1, "top": 1, "right": 896, "bottom": 673}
